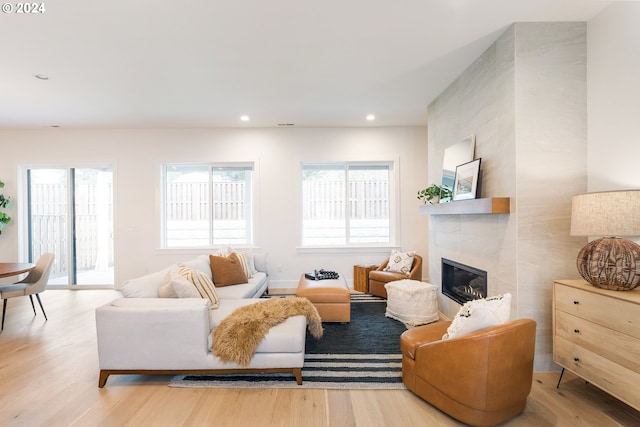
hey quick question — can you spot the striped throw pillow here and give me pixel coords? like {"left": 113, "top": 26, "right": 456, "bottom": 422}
{"left": 178, "top": 265, "right": 220, "bottom": 309}
{"left": 233, "top": 251, "right": 253, "bottom": 279}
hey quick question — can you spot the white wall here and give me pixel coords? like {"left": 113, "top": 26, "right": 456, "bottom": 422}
{"left": 427, "top": 22, "right": 588, "bottom": 371}
{"left": 587, "top": 2, "right": 640, "bottom": 192}
{"left": 0, "top": 126, "right": 428, "bottom": 288}
{"left": 423, "top": 3, "right": 640, "bottom": 372}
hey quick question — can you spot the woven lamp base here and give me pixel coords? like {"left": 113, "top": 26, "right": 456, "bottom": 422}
{"left": 577, "top": 237, "right": 640, "bottom": 291}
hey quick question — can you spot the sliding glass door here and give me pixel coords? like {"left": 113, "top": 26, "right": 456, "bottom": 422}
{"left": 27, "top": 167, "right": 114, "bottom": 287}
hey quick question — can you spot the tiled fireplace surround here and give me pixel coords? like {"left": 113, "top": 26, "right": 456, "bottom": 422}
{"left": 425, "top": 23, "right": 587, "bottom": 371}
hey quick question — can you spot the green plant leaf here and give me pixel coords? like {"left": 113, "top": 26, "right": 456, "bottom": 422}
{"left": 0, "top": 179, "right": 11, "bottom": 233}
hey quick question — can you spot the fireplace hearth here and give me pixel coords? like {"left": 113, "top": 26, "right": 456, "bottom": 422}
{"left": 441, "top": 258, "right": 487, "bottom": 305}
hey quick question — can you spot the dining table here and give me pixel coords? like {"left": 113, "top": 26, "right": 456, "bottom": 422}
{"left": 0, "top": 262, "right": 36, "bottom": 279}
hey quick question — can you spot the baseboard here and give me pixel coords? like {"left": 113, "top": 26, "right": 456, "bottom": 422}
{"left": 438, "top": 311, "right": 450, "bottom": 321}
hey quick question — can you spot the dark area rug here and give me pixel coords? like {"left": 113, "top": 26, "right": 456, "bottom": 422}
{"left": 305, "top": 293, "right": 408, "bottom": 354}
{"left": 169, "top": 294, "right": 411, "bottom": 389}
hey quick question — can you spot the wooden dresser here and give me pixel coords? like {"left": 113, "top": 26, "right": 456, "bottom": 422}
{"left": 553, "top": 279, "right": 640, "bottom": 411}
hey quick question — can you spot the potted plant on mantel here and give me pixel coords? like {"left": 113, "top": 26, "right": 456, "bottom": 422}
{"left": 417, "top": 184, "right": 452, "bottom": 205}
{"left": 0, "top": 180, "right": 11, "bottom": 235}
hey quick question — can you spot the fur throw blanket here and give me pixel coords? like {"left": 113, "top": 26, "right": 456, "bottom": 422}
{"left": 211, "top": 297, "right": 323, "bottom": 366}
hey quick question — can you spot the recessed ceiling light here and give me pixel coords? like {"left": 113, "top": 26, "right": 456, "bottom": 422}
{"left": 366, "top": 114, "right": 375, "bottom": 121}
{"left": 34, "top": 74, "right": 49, "bottom": 80}
{"left": 240, "top": 115, "right": 250, "bottom": 122}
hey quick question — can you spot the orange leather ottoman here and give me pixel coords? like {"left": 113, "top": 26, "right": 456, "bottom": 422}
{"left": 296, "top": 275, "right": 351, "bottom": 322}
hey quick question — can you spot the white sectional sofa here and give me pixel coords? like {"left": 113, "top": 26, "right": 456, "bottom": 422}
{"left": 118, "top": 253, "right": 270, "bottom": 299}
{"left": 95, "top": 251, "right": 310, "bottom": 387}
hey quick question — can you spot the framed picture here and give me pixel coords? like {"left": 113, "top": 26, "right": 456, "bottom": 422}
{"left": 453, "top": 158, "right": 481, "bottom": 201}
{"left": 440, "top": 135, "right": 475, "bottom": 203}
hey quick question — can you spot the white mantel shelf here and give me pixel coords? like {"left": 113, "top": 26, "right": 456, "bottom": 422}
{"left": 419, "top": 197, "right": 511, "bottom": 215}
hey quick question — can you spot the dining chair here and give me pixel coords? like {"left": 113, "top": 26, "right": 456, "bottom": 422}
{"left": 0, "top": 253, "right": 55, "bottom": 331}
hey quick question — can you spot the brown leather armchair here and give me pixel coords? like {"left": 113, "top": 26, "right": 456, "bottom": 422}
{"left": 400, "top": 318, "right": 536, "bottom": 427}
{"left": 368, "top": 254, "right": 422, "bottom": 298}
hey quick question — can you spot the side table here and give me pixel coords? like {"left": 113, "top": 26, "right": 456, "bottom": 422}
{"left": 353, "top": 264, "right": 377, "bottom": 293}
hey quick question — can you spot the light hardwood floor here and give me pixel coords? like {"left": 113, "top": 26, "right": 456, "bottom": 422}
{"left": 1, "top": 290, "right": 639, "bottom": 427}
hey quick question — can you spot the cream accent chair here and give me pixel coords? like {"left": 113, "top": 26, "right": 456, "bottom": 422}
{"left": 0, "top": 253, "right": 55, "bottom": 331}
{"left": 368, "top": 254, "right": 422, "bottom": 298}
{"left": 400, "top": 318, "right": 537, "bottom": 427}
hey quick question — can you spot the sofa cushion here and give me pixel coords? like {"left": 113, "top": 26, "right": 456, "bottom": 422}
{"left": 214, "top": 283, "right": 256, "bottom": 299}
{"left": 213, "top": 272, "right": 268, "bottom": 299}
{"left": 210, "top": 253, "right": 248, "bottom": 287}
{"left": 181, "top": 254, "right": 213, "bottom": 280}
{"left": 253, "top": 252, "right": 269, "bottom": 274}
{"left": 110, "top": 297, "right": 210, "bottom": 309}
{"left": 120, "top": 265, "right": 176, "bottom": 298}
{"left": 179, "top": 265, "right": 220, "bottom": 309}
{"left": 443, "top": 293, "right": 512, "bottom": 340}
{"left": 384, "top": 250, "right": 416, "bottom": 274}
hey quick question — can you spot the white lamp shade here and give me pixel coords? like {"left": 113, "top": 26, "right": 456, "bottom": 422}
{"left": 570, "top": 190, "right": 640, "bottom": 237}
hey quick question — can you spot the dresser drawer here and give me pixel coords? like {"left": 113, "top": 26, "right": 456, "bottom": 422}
{"left": 555, "top": 284, "right": 640, "bottom": 340}
{"left": 555, "top": 336, "right": 640, "bottom": 410}
{"left": 555, "top": 310, "right": 640, "bottom": 374}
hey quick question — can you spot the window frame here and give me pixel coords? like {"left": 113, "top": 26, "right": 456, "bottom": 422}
{"left": 160, "top": 162, "right": 256, "bottom": 249}
{"left": 298, "top": 160, "right": 397, "bottom": 250}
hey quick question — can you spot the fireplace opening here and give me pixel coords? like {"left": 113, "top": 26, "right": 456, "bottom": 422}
{"left": 441, "top": 258, "right": 487, "bottom": 305}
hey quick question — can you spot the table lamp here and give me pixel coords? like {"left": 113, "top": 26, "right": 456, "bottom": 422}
{"left": 570, "top": 190, "right": 640, "bottom": 291}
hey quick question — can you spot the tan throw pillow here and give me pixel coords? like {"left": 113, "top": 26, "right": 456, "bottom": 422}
{"left": 215, "top": 250, "right": 253, "bottom": 278}
{"left": 178, "top": 265, "right": 220, "bottom": 309}
{"left": 209, "top": 253, "right": 248, "bottom": 287}
{"left": 227, "top": 247, "right": 258, "bottom": 275}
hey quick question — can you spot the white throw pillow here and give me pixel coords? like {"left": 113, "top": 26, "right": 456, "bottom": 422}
{"left": 171, "top": 273, "right": 201, "bottom": 298}
{"left": 443, "top": 293, "right": 512, "bottom": 340}
{"left": 120, "top": 266, "right": 176, "bottom": 298}
{"left": 384, "top": 250, "right": 416, "bottom": 274}
{"left": 158, "top": 281, "right": 178, "bottom": 298}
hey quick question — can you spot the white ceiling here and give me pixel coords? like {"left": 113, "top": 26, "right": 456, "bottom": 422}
{"left": 0, "top": 0, "right": 613, "bottom": 129}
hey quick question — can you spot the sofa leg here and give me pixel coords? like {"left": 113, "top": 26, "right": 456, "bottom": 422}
{"left": 98, "top": 370, "right": 111, "bottom": 388}
{"left": 293, "top": 368, "right": 302, "bottom": 385}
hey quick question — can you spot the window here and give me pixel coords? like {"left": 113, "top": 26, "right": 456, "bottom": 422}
{"left": 163, "top": 164, "right": 253, "bottom": 247}
{"left": 301, "top": 162, "right": 391, "bottom": 246}
{"left": 26, "top": 167, "right": 114, "bottom": 286}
